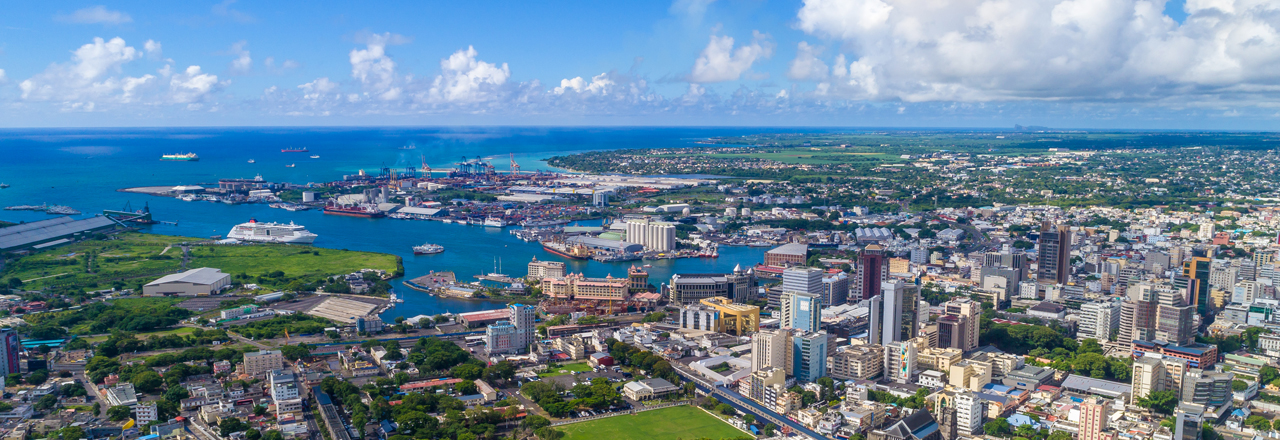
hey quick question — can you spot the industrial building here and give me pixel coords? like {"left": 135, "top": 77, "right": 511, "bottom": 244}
{"left": 564, "top": 235, "right": 643, "bottom": 254}
{"left": 142, "top": 267, "right": 232, "bottom": 297}
{"left": 0, "top": 216, "right": 118, "bottom": 252}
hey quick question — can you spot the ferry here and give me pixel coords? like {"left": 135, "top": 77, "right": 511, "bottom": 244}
{"left": 310, "top": 155, "right": 320, "bottom": 159}
{"left": 161, "top": 153, "right": 199, "bottom": 161}
{"left": 483, "top": 217, "right": 509, "bottom": 228}
{"left": 281, "top": 147, "right": 309, "bottom": 153}
{"left": 413, "top": 243, "right": 444, "bottom": 255}
{"left": 227, "top": 219, "right": 318, "bottom": 244}
{"left": 540, "top": 240, "right": 591, "bottom": 260}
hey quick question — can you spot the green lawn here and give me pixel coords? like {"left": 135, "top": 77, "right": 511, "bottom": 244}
{"left": 559, "top": 406, "right": 745, "bottom": 440}
{"left": 82, "top": 326, "right": 196, "bottom": 343}
{"left": 539, "top": 362, "right": 593, "bottom": 378}
{"left": 0, "top": 232, "right": 400, "bottom": 292}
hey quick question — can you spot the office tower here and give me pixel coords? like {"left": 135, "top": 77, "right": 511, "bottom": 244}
{"left": 625, "top": 218, "right": 676, "bottom": 252}
{"left": 985, "top": 252, "right": 1029, "bottom": 280}
{"left": 1175, "top": 404, "right": 1205, "bottom": 440}
{"left": 884, "top": 338, "right": 917, "bottom": 384}
{"left": 937, "top": 315, "right": 967, "bottom": 350}
{"left": 980, "top": 266, "right": 1022, "bottom": 303}
{"left": 866, "top": 294, "right": 885, "bottom": 345}
{"left": 1233, "top": 280, "right": 1263, "bottom": 304}
{"left": 829, "top": 343, "right": 884, "bottom": 380}
{"left": 668, "top": 266, "right": 756, "bottom": 304}
{"left": 781, "top": 291, "right": 822, "bottom": 333}
{"left": 0, "top": 328, "right": 17, "bottom": 375}
{"left": 1155, "top": 288, "right": 1195, "bottom": 346}
{"left": 485, "top": 304, "right": 537, "bottom": 354}
{"left": 821, "top": 271, "right": 849, "bottom": 307}
{"left": 856, "top": 244, "right": 887, "bottom": 300}
{"left": 955, "top": 390, "right": 985, "bottom": 435}
{"left": 942, "top": 298, "right": 980, "bottom": 351}
{"left": 752, "top": 329, "right": 791, "bottom": 373}
{"left": 1182, "top": 256, "right": 1211, "bottom": 311}
{"left": 1132, "top": 354, "right": 1188, "bottom": 399}
{"left": 1079, "top": 300, "right": 1121, "bottom": 341}
{"left": 1080, "top": 398, "right": 1111, "bottom": 440}
{"left": 783, "top": 266, "right": 825, "bottom": 296}
{"left": 874, "top": 280, "right": 918, "bottom": 345}
{"left": 792, "top": 331, "right": 828, "bottom": 382}
{"left": 1208, "top": 263, "right": 1238, "bottom": 289}
{"left": 1036, "top": 222, "right": 1071, "bottom": 289}
{"left": 1180, "top": 368, "right": 1232, "bottom": 407}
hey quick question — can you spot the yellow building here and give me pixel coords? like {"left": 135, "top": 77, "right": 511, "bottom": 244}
{"left": 541, "top": 273, "right": 630, "bottom": 301}
{"left": 700, "top": 297, "right": 761, "bottom": 336}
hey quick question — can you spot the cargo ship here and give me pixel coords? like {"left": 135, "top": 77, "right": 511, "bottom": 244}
{"left": 281, "top": 147, "right": 309, "bottom": 153}
{"left": 540, "top": 240, "right": 591, "bottom": 260}
{"left": 323, "top": 202, "right": 385, "bottom": 218}
{"left": 161, "top": 153, "right": 199, "bottom": 161}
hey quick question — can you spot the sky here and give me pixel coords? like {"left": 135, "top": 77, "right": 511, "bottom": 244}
{"left": 0, "top": 0, "right": 1277, "bottom": 129}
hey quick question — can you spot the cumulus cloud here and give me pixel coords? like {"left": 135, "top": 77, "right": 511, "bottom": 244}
{"left": 794, "top": 0, "right": 1280, "bottom": 104}
{"left": 349, "top": 32, "right": 409, "bottom": 100}
{"left": 228, "top": 41, "right": 252, "bottom": 74}
{"left": 0, "top": 69, "right": 6, "bottom": 83}
{"left": 55, "top": 6, "right": 133, "bottom": 25}
{"left": 670, "top": 0, "right": 717, "bottom": 21}
{"left": 144, "top": 40, "right": 162, "bottom": 59}
{"left": 554, "top": 73, "right": 616, "bottom": 95}
{"left": 425, "top": 46, "right": 511, "bottom": 103}
{"left": 299, "top": 77, "right": 338, "bottom": 99}
{"left": 689, "top": 30, "right": 774, "bottom": 83}
{"left": 788, "top": 42, "right": 828, "bottom": 81}
{"left": 169, "top": 66, "right": 222, "bottom": 103}
{"left": 212, "top": 0, "right": 254, "bottom": 24}
{"left": 264, "top": 57, "right": 300, "bottom": 74}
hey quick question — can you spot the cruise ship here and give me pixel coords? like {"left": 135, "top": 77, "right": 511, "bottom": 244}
{"left": 161, "top": 153, "right": 199, "bottom": 161}
{"left": 227, "top": 219, "right": 318, "bottom": 244}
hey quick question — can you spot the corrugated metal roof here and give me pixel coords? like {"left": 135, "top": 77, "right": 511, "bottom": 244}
{"left": 0, "top": 216, "right": 116, "bottom": 251}
{"left": 145, "top": 267, "right": 230, "bottom": 286}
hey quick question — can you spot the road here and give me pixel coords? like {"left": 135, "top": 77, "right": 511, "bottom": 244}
{"left": 671, "top": 363, "right": 826, "bottom": 439}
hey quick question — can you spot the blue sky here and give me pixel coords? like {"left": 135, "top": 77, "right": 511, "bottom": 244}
{"left": 0, "top": 0, "right": 1277, "bottom": 129}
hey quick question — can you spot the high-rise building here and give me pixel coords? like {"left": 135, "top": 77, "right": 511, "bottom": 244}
{"left": 829, "top": 343, "right": 884, "bottom": 380}
{"left": 1036, "top": 222, "right": 1071, "bottom": 290}
{"left": 792, "top": 331, "right": 828, "bottom": 382}
{"left": 985, "top": 252, "right": 1030, "bottom": 281}
{"left": 882, "top": 280, "right": 920, "bottom": 345}
{"left": 677, "top": 297, "right": 760, "bottom": 336}
{"left": 1079, "top": 300, "right": 1121, "bottom": 342}
{"left": 625, "top": 218, "right": 676, "bottom": 252}
{"left": 1131, "top": 355, "right": 1188, "bottom": 399}
{"left": 0, "top": 328, "right": 18, "bottom": 375}
{"left": 244, "top": 350, "right": 284, "bottom": 377}
{"left": 526, "top": 257, "right": 566, "bottom": 279}
{"left": 1079, "top": 397, "right": 1112, "bottom": 440}
{"left": 781, "top": 291, "right": 822, "bottom": 333}
{"left": 941, "top": 298, "right": 979, "bottom": 351}
{"left": 1180, "top": 368, "right": 1232, "bottom": 407}
{"left": 955, "top": 389, "right": 984, "bottom": 435}
{"left": 752, "top": 329, "right": 791, "bottom": 373}
{"left": 667, "top": 266, "right": 756, "bottom": 304}
{"left": 936, "top": 315, "right": 968, "bottom": 351}
{"left": 884, "top": 338, "right": 917, "bottom": 384}
{"left": 783, "top": 267, "right": 825, "bottom": 297}
{"left": 1119, "top": 282, "right": 1194, "bottom": 347}
{"left": 1175, "top": 403, "right": 1205, "bottom": 440}
{"left": 821, "top": 271, "right": 850, "bottom": 307}
{"left": 1182, "top": 257, "right": 1211, "bottom": 311}
{"left": 743, "top": 367, "right": 786, "bottom": 403}
{"left": 856, "top": 244, "right": 887, "bottom": 300}
{"left": 485, "top": 304, "right": 537, "bottom": 354}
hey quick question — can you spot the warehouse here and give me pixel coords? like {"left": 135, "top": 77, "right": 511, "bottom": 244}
{"left": 143, "top": 268, "right": 232, "bottom": 297}
{"left": 0, "top": 216, "right": 118, "bottom": 252}
{"left": 565, "top": 235, "right": 642, "bottom": 253}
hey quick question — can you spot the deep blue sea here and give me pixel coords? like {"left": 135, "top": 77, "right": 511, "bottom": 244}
{"left": 0, "top": 127, "right": 806, "bottom": 320}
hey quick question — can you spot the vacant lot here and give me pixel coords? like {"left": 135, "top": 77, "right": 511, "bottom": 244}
{"left": 538, "top": 362, "right": 593, "bottom": 378}
{"left": 559, "top": 405, "right": 744, "bottom": 440}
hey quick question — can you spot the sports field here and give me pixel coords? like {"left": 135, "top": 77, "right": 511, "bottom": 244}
{"left": 559, "top": 405, "right": 746, "bottom": 440}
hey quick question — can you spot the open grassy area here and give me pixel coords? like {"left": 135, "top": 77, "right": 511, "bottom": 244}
{"left": 82, "top": 325, "right": 196, "bottom": 343}
{"left": 1, "top": 232, "right": 400, "bottom": 292}
{"left": 539, "top": 362, "right": 593, "bottom": 378}
{"left": 559, "top": 405, "right": 744, "bottom": 440}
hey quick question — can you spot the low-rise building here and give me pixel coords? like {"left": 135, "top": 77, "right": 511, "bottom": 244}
{"left": 622, "top": 378, "right": 679, "bottom": 400}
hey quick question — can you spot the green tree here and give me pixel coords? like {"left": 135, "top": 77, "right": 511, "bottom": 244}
{"left": 984, "top": 418, "right": 1012, "bottom": 438}
{"left": 107, "top": 405, "right": 133, "bottom": 421}
{"left": 219, "top": 418, "right": 249, "bottom": 436}
{"left": 131, "top": 371, "right": 163, "bottom": 393}
{"left": 1136, "top": 390, "right": 1178, "bottom": 414}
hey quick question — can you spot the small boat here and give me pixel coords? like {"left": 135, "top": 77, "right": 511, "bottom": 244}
{"left": 247, "top": 159, "right": 255, "bottom": 163}
{"left": 0, "top": 184, "right": 8, "bottom": 189}
{"left": 310, "top": 155, "right": 320, "bottom": 159}
{"left": 413, "top": 243, "right": 444, "bottom": 255}
{"left": 282, "top": 147, "right": 309, "bottom": 153}
{"left": 285, "top": 164, "right": 295, "bottom": 168}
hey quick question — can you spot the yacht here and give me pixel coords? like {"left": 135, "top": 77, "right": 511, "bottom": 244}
{"left": 226, "top": 219, "right": 318, "bottom": 244}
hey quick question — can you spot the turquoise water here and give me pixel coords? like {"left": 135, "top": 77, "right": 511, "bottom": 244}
{"left": 0, "top": 127, "right": 772, "bottom": 319}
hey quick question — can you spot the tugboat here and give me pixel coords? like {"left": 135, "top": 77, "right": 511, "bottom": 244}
{"left": 413, "top": 243, "right": 444, "bottom": 255}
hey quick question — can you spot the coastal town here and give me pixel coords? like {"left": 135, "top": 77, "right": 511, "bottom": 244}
{"left": 2, "top": 134, "right": 1280, "bottom": 440}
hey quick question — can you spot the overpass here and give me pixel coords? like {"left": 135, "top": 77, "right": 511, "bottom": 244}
{"left": 672, "top": 363, "right": 827, "bottom": 439}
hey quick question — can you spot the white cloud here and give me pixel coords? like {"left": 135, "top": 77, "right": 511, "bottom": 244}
{"left": 298, "top": 77, "right": 338, "bottom": 99}
{"left": 212, "top": 0, "right": 255, "bottom": 24}
{"left": 0, "top": 69, "right": 6, "bottom": 83}
{"left": 264, "top": 57, "right": 300, "bottom": 74}
{"left": 55, "top": 6, "right": 133, "bottom": 25}
{"left": 670, "top": 0, "right": 717, "bottom": 21}
{"left": 144, "top": 40, "right": 162, "bottom": 59}
{"left": 689, "top": 30, "right": 774, "bottom": 83}
{"left": 349, "top": 33, "right": 407, "bottom": 100}
{"left": 228, "top": 41, "right": 252, "bottom": 74}
{"left": 788, "top": 42, "right": 828, "bottom": 81}
{"left": 554, "top": 73, "right": 616, "bottom": 95}
{"left": 794, "top": 0, "right": 1280, "bottom": 104}
{"left": 425, "top": 46, "right": 511, "bottom": 103}
{"left": 169, "top": 66, "right": 222, "bottom": 103}
{"left": 19, "top": 37, "right": 144, "bottom": 103}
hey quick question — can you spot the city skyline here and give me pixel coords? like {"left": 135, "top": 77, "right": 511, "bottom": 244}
{"left": 1, "top": 0, "right": 1278, "bottom": 129}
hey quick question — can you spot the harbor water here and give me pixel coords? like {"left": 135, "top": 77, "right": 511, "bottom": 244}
{"left": 0, "top": 127, "right": 772, "bottom": 320}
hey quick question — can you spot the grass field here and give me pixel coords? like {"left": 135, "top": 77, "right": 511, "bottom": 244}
{"left": 82, "top": 326, "right": 196, "bottom": 343}
{"left": 0, "top": 232, "right": 400, "bottom": 291}
{"left": 539, "top": 362, "right": 593, "bottom": 378}
{"left": 559, "top": 406, "right": 745, "bottom": 440}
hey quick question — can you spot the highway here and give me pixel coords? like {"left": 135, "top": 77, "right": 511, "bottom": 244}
{"left": 671, "top": 363, "right": 827, "bottom": 439}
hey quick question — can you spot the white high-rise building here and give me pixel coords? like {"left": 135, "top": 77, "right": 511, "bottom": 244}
{"left": 752, "top": 329, "right": 791, "bottom": 374}
{"left": 625, "top": 219, "right": 676, "bottom": 252}
{"left": 782, "top": 267, "right": 825, "bottom": 296}
{"left": 1079, "top": 300, "right": 1121, "bottom": 341}
{"left": 955, "top": 390, "right": 985, "bottom": 435}
{"left": 781, "top": 291, "right": 822, "bottom": 333}
{"left": 884, "top": 338, "right": 917, "bottom": 384}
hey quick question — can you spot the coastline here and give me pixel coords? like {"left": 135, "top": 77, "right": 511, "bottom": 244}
{"left": 400, "top": 280, "right": 538, "bottom": 304}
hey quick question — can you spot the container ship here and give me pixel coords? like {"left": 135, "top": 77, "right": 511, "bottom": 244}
{"left": 281, "top": 147, "right": 309, "bottom": 153}
{"left": 323, "top": 202, "right": 385, "bottom": 218}
{"left": 226, "top": 219, "right": 318, "bottom": 244}
{"left": 161, "top": 153, "right": 199, "bottom": 161}
{"left": 540, "top": 240, "right": 591, "bottom": 260}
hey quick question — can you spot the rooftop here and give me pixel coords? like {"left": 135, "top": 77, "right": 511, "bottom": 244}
{"left": 146, "top": 267, "right": 229, "bottom": 286}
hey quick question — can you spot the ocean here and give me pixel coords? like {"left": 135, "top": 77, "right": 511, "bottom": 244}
{"left": 0, "top": 127, "right": 788, "bottom": 320}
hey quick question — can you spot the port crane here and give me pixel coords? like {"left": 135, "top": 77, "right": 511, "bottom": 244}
{"left": 510, "top": 153, "right": 521, "bottom": 175}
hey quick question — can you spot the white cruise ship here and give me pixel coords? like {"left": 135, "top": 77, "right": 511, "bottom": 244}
{"left": 227, "top": 219, "right": 318, "bottom": 244}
